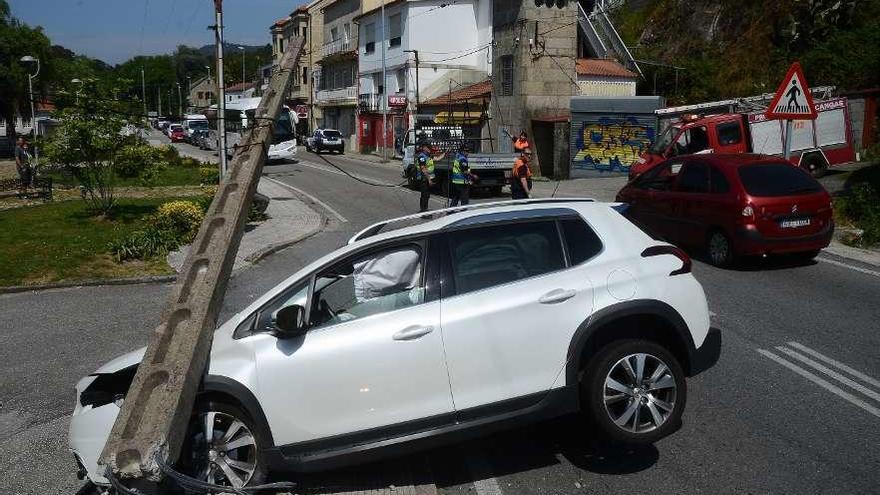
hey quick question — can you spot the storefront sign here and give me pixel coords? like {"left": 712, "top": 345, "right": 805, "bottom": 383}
{"left": 388, "top": 95, "right": 408, "bottom": 107}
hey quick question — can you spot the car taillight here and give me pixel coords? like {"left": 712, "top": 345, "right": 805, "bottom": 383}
{"left": 641, "top": 245, "right": 691, "bottom": 276}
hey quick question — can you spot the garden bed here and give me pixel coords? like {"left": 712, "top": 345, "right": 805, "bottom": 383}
{"left": 0, "top": 197, "right": 196, "bottom": 286}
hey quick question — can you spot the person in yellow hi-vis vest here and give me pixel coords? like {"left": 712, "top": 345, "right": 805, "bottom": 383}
{"left": 450, "top": 146, "right": 477, "bottom": 207}
{"left": 416, "top": 142, "right": 436, "bottom": 212}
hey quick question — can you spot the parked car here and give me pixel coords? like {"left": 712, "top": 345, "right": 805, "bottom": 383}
{"left": 69, "top": 198, "right": 719, "bottom": 489}
{"left": 190, "top": 129, "right": 211, "bottom": 150}
{"left": 157, "top": 119, "right": 170, "bottom": 132}
{"left": 616, "top": 154, "right": 834, "bottom": 266}
{"left": 168, "top": 124, "right": 186, "bottom": 143}
{"left": 306, "top": 128, "right": 345, "bottom": 154}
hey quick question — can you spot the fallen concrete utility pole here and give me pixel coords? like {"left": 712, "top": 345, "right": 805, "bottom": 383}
{"left": 100, "top": 37, "right": 305, "bottom": 487}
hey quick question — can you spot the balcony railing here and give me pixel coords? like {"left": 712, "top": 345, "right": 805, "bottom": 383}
{"left": 316, "top": 86, "right": 358, "bottom": 104}
{"left": 359, "top": 93, "right": 381, "bottom": 112}
{"left": 322, "top": 38, "right": 355, "bottom": 59}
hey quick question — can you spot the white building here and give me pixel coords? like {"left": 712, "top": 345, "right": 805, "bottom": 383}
{"left": 356, "top": 0, "right": 492, "bottom": 153}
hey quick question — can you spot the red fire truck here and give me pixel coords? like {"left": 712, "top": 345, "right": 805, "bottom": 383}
{"left": 632, "top": 97, "right": 855, "bottom": 178}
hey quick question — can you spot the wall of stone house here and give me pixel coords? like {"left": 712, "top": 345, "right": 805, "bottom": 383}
{"left": 491, "top": 0, "right": 577, "bottom": 176}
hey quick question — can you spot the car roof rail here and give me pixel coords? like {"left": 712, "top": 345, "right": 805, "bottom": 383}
{"left": 347, "top": 198, "right": 596, "bottom": 245}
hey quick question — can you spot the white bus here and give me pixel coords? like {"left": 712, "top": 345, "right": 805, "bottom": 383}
{"left": 206, "top": 97, "right": 299, "bottom": 161}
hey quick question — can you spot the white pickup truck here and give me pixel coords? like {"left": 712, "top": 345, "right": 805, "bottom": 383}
{"left": 401, "top": 126, "right": 515, "bottom": 196}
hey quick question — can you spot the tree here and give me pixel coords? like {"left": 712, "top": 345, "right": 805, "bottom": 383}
{"left": 42, "top": 85, "right": 140, "bottom": 215}
{"left": 0, "top": 1, "right": 53, "bottom": 141}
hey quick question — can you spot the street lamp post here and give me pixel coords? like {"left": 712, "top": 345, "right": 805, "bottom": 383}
{"left": 238, "top": 46, "right": 246, "bottom": 86}
{"left": 71, "top": 78, "right": 83, "bottom": 105}
{"left": 20, "top": 55, "right": 40, "bottom": 169}
{"left": 177, "top": 82, "right": 183, "bottom": 117}
{"left": 20, "top": 56, "right": 40, "bottom": 138}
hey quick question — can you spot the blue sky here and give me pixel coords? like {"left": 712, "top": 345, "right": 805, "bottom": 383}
{"left": 9, "top": 0, "right": 306, "bottom": 65}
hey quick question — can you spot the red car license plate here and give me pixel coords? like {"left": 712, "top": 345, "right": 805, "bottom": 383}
{"left": 780, "top": 218, "right": 811, "bottom": 228}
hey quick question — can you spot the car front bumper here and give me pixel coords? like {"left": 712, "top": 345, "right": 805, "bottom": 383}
{"left": 69, "top": 399, "right": 118, "bottom": 486}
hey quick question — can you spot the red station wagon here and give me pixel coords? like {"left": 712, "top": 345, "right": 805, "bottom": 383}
{"left": 616, "top": 154, "right": 834, "bottom": 266}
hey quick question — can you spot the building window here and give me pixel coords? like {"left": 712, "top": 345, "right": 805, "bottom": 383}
{"left": 197, "top": 91, "right": 203, "bottom": 99}
{"left": 501, "top": 55, "right": 514, "bottom": 96}
{"left": 389, "top": 13, "right": 402, "bottom": 47}
{"left": 343, "top": 23, "right": 351, "bottom": 44}
{"left": 364, "top": 23, "right": 375, "bottom": 54}
{"left": 302, "top": 66, "right": 308, "bottom": 85}
{"left": 374, "top": 73, "right": 384, "bottom": 94}
{"left": 396, "top": 69, "right": 406, "bottom": 94}
{"left": 280, "top": 38, "right": 285, "bottom": 53}
{"left": 331, "top": 26, "right": 338, "bottom": 42}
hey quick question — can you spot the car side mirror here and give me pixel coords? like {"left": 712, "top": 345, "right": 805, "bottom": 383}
{"left": 273, "top": 305, "right": 307, "bottom": 339}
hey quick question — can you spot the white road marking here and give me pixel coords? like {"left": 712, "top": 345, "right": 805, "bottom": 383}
{"left": 464, "top": 452, "right": 504, "bottom": 495}
{"left": 817, "top": 256, "right": 880, "bottom": 277}
{"left": 756, "top": 349, "right": 880, "bottom": 419}
{"left": 264, "top": 176, "right": 348, "bottom": 223}
{"left": 774, "top": 347, "right": 880, "bottom": 403}
{"left": 786, "top": 341, "right": 880, "bottom": 390}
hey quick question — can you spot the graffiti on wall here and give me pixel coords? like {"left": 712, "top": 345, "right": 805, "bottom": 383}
{"left": 572, "top": 116, "right": 656, "bottom": 174}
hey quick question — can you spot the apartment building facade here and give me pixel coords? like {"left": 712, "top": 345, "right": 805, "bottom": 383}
{"left": 271, "top": 7, "right": 312, "bottom": 134}
{"left": 356, "top": 0, "right": 493, "bottom": 154}
{"left": 311, "top": 0, "right": 360, "bottom": 151}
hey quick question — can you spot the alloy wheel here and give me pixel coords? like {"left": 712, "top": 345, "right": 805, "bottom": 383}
{"left": 709, "top": 232, "right": 730, "bottom": 266}
{"left": 188, "top": 410, "right": 258, "bottom": 488}
{"left": 603, "top": 353, "right": 677, "bottom": 434}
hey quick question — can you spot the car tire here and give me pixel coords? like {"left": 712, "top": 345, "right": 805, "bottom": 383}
{"left": 707, "top": 229, "right": 734, "bottom": 267}
{"left": 582, "top": 339, "right": 686, "bottom": 445}
{"left": 178, "top": 400, "right": 269, "bottom": 489}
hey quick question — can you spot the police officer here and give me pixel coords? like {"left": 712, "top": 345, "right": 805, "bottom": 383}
{"left": 450, "top": 145, "right": 474, "bottom": 207}
{"left": 416, "top": 142, "right": 436, "bottom": 212}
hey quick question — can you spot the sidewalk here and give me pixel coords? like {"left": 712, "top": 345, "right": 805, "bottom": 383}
{"left": 168, "top": 177, "right": 324, "bottom": 272}
{"left": 531, "top": 176, "right": 627, "bottom": 202}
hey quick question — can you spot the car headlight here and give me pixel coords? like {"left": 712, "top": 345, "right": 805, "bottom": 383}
{"left": 79, "top": 365, "right": 138, "bottom": 408}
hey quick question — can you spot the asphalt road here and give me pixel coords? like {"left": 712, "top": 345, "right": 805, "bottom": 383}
{"left": 1, "top": 145, "right": 879, "bottom": 494}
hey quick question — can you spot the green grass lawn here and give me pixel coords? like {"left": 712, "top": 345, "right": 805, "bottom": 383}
{"left": 43, "top": 164, "right": 202, "bottom": 188}
{"left": 0, "top": 198, "right": 179, "bottom": 286}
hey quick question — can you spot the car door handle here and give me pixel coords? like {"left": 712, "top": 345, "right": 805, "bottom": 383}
{"left": 538, "top": 289, "right": 577, "bottom": 304}
{"left": 393, "top": 325, "right": 434, "bottom": 341}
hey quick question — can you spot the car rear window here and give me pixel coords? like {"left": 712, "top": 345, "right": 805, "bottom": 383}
{"left": 323, "top": 130, "right": 341, "bottom": 139}
{"left": 737, "top": 163, "right": 823, "bottom": 197}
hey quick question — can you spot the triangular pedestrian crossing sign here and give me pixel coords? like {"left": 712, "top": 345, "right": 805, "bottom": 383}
{"left": 765, "top": 62, "right": 818, "bottom": 120}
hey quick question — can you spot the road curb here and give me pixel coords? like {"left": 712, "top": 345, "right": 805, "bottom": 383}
{"left": 0, "top": 275, "right": 178, "bottom": 295}
{"left": 240, "top": 215, "right": 328, "bottom": 267}
{"left": 824, "top": 240, "right": 880, "bottom": 268}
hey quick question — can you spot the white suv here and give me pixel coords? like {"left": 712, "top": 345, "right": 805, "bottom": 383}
{"left": 69, "top": 199, "right": 720, "bottom": 489}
